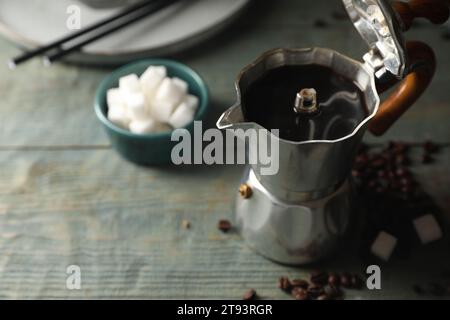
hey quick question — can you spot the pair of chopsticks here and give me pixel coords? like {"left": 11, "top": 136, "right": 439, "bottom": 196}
{"left": 8, "top": 0, "right": 178, "bottom": 69}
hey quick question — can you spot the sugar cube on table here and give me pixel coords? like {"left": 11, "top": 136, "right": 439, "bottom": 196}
{"left": 169, "top": 100, "right": 196, "bottom": 129}
{"left": 108, "top": 104, "right": 130, "bottom": 129}
{"left": 140, "top": 66, "right": 167, "bottom": 98}
{"left": 119, "top": 74, "right": 141, "bottom": 97}
{"left": 413, "top": 214, "right": 442, "bottom": 244}
{"left": 370, "top": 231, "right": 397, "bottom": 261}
{"left": 126, "top": 92, "right": 148, "bottom": 121}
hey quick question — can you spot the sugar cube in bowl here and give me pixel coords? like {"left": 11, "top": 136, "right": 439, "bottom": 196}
{"left": 95, "top": 59, "right": 209, "bottom": 166}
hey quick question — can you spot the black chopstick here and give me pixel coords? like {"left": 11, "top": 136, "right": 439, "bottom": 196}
{"left": 43, "top": 0, "right": 179, "bottom": 66}
{"left": 8, "top": 0, "right": 156, "bottom": 68}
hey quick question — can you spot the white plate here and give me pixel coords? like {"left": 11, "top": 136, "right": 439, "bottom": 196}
{"left": 0, "top": 0, "right": 250, "bottom": 65}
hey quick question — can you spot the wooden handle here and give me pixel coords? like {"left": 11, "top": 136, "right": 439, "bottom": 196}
{"left": 392, "top": 0, "right": 450, "bottom": 31}
{"left": 369, "top": 41, "right": 436, "bottom": 136}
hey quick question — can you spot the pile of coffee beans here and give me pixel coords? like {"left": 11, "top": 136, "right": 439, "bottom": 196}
{"left": 353, "top": 141, "right": 443, "bottom": 262}
{"left": 277, "top": 271, "right": 363, "bottom": 300}
{"left": 352, "top": 141, "right": 439, "bottom": 199}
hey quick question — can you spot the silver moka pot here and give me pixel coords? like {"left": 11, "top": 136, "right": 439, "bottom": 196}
{"left": 217, "top": 0, "right": 446, "bottom": 264}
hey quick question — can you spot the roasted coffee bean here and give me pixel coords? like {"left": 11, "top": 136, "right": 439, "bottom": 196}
{"left": 392, "top": 142, "right": 408, "bottom": 154}
{"left": 377, "top": 170, "right": 387, "bottom": 179}
{"left": 423, "top": 141, "right": 439, "bottom": 153}
{"left": 325, "top": 285, "right": 342, "bottom": 299}
{"left": 351, "top": 169, "right": 361, "bottom": 178}
{"left": 400, "top": 176, "right": 414, "bottom": 187}
{"left": 367, "top": 180, "right": 378, "bottom": 189}
{"left": 395, "top": 154, "right": 410, "bottom": 166}
{"left": 355, "top": 154, "right": 369, "bottom": 165}
{"left": 307, "top": 285, "right": 324, "bottom": 299}
{"left": 242, "top": 289, "right": 257, "bottom": 300}
{"left": 422, "top": 153, "right": 433, "bottom": 164}
{"left": 340, "top": 273, "right": 351, "bottom": 288}
{"left": 371, "top": 157, "right": 386, "bottom": 168}
{"left": 292, "top": 287, "right": 308, "bottom": 300}
{"left": 291, "top": 279, "right": 309, "bottom": 289}
{"left": 278, "top": 276, "right": 292, "bottom": 292}
{"left": 217, "top": 220, "right": 232, "bottom": 233}
{"left": 351, "top": 274, "right": 363, "bottom": 289}
{"left": 310, "top": 270, "right": 328, "bottom": 285}
{"left": 400, "top": 184, "right": 414, "bottom": 194}
{"left": 328, "top": 273, "right": 340, "bottom": 287}
{"left": 395, "top": 167, "right": 410, "bottom": 178}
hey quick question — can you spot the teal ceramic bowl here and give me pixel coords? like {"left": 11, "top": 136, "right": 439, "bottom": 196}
{"left": 95, "top": 59, "right": 209, "bottom": 166}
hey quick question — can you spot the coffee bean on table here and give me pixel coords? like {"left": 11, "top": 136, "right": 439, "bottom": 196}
{"left": 340, "top": 273, "right": 351, "bottom": 288}
{"left": 242, "top": 289, "right": 257, "bottom": 300}
{"left": 395, "top": 154, "right": 410, "bottom": 166}
{"left": 422, "top": 153, "right": 433, "bottom": 164}
{"left": 351, "top": 274, "right": 363, "bottom": 289}
{"left": 292, "top": 287, "right": 308, "bottom": 300}
{"left": 291, "top": 279, "right": 309, "bottom": 289}
{"left": 217, "top": 219, "right": 232, "bottom": 233}
{"left": 307, "top": 285, "right": 325, "bottom": 299}
{"left": 278, "top": 276, "right": 292, "bottom": 292}
{"left": 328, "top": 273, "right": 340, "bottom": 287}
{"left": 310, "top": 270, "right": 328, "bottom": 285}
{"left": 423, "top": 141, "right": 439, "bottom": 153}
{"left": 324, "top": 285, "right": 343, "bottom": 299}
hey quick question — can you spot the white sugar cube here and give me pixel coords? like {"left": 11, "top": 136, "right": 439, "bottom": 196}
{"left": 413, "top": 214, "right": 442, "bottom": 244}
{"left": 370, "top": 231, "right": 397, "bottom": 261}
{"left": 140, "top": 66, "right": 166, "bottom": 97}
{"left": 172, "top": 77, "right": 188, "bottom": 94}
{"left": 151, "top": 100, "right": 179, "bottom": 123}
{"left": 126, "top": 92, "right": 148, "bottom": 121}
{"left": 169, "top": 100, "right": 196, "bottom": 128}
{"left": 108, "top": 104, "right": 130, "bottom": 129}
{"left": 155, "top": 78, "right": 186, "bottom": 107}
{"left": 129, "top": 118, "right": 158, "bottom": 134}
{"left": 184, "top": 94, "right": 199, "bottom": 112}
{"left": 107, "top": 88, "right": 124, "bottom": 109}
{"left": 119, "top": 74, "right": 141, "bottom": 97}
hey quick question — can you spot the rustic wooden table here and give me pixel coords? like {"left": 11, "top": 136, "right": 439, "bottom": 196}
{"left": 0, "top": 0, "right": 449, "bottom": 299}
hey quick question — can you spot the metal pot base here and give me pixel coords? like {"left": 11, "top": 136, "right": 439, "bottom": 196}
{"left": 235, "top": 167, "right": 353, "bottom": 265}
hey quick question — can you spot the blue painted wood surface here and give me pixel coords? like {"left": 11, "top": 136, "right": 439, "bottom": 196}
{"left": 0, "top": 0, "right": 449, "bottom": 299}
